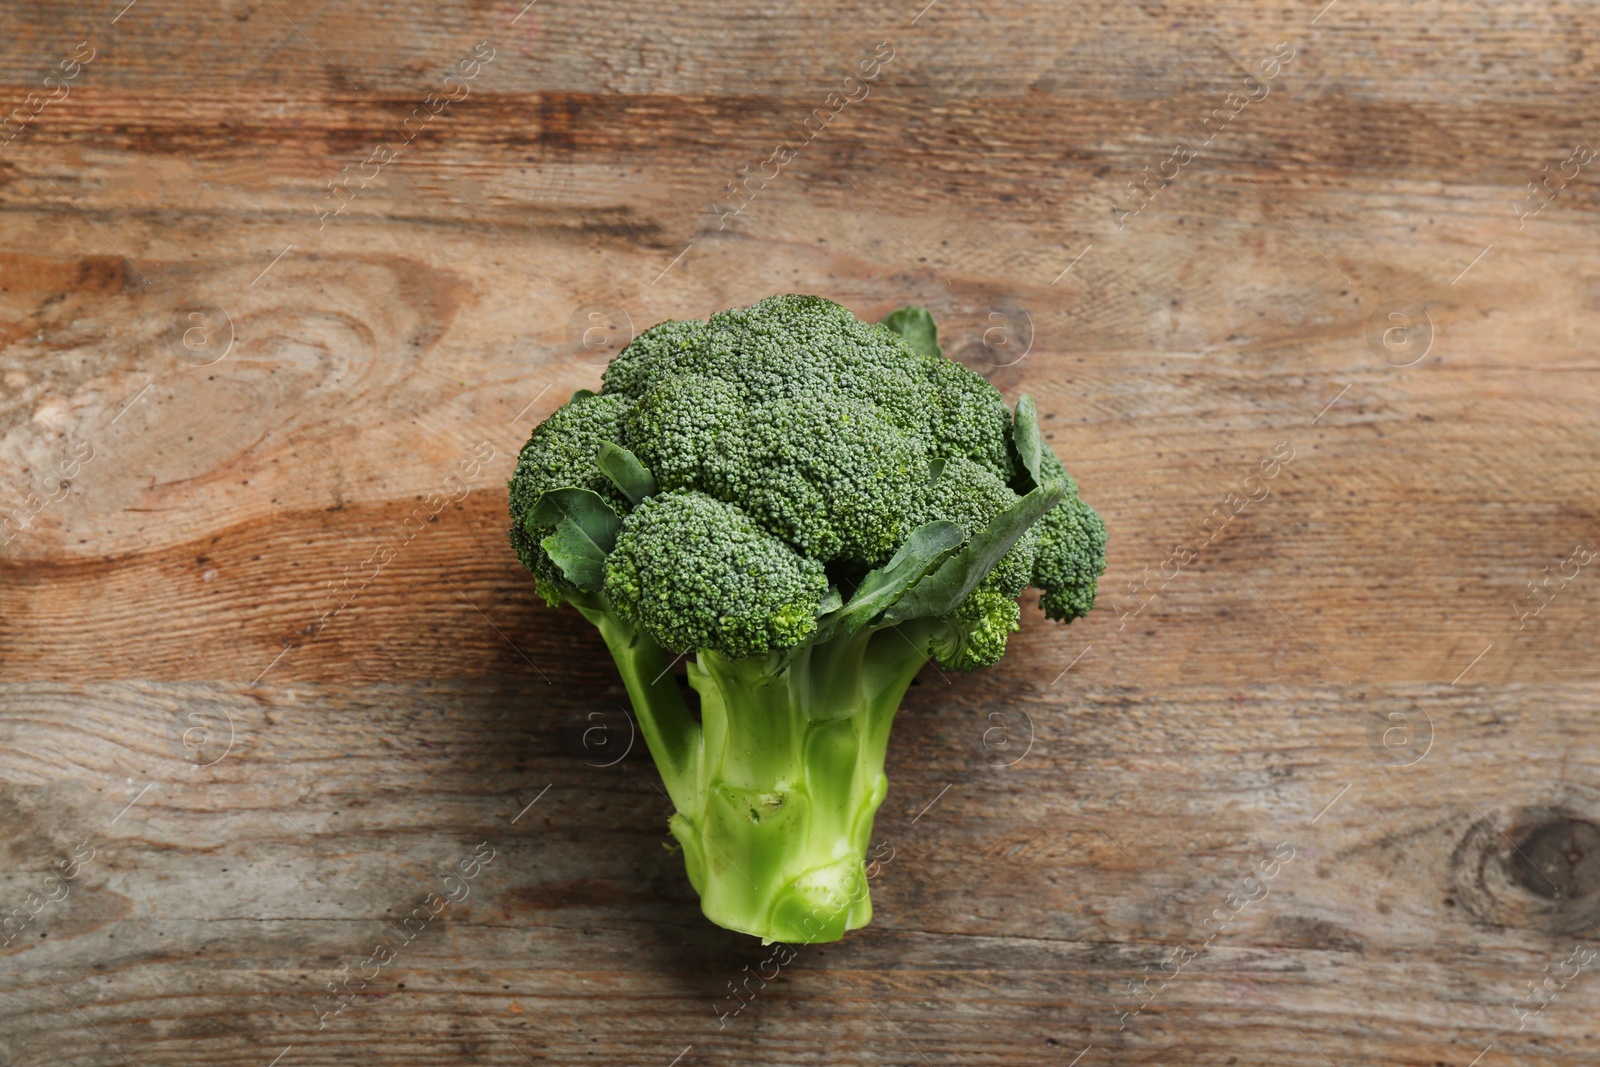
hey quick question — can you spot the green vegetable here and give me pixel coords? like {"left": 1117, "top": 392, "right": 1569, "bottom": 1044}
{"left": 507, "top": 295, "right": 1106, "bottom": 942}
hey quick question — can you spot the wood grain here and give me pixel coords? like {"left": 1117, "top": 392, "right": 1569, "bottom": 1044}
{"left": 4, "top": 0, "right": 1600, "bottom": 1063}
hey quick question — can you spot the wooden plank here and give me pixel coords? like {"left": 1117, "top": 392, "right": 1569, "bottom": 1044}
{"left": 3, "top": 0, "right": 1600, "bottom": 1062}
{"left": 0, "top": 681, "right": 1596, "bottom": 1065}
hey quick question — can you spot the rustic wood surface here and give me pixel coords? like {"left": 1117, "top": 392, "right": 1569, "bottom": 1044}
{"left": 4, "top": 0, "right": 1600, "bottom": 1063}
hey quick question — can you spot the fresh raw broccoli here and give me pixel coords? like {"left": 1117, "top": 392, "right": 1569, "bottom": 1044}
{"left": 508, "top": 295, "right": 1106, "bottom": 943}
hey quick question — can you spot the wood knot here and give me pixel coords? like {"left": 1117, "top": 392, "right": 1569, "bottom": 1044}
{"left": 1452, "top": 807, "right": 1600, "bottom": 935}
{"left": 1509, "top": 817, "right": 1600, "bottom": 901}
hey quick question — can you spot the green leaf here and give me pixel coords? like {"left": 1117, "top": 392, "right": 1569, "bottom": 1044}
{"left": 885, "top": 481, "right": 1066, "bottom": 623}
{"left": 831, "top": 521, "right": 966, "bottom": 636}
{"left": 528, "top": 488, "right": 622, "bottom": 591}
{"left": 528, "top": 486, "right": 622, "bottom": 538}
{"left": 880, "top": 306, "right": 942, "bottom": 359}
{"left": 541, "top": 524, "right": 610, "bottom": 590}
{"left": 597, "top": 440, "right": 657, "bottom": 505}
{"left": 571, "top": 388, "right": 597, "bottom": 401}
{"left": 1013, "top": 394, "right": 1043, "bottom": 488}
{"left": 816, "top": 586, "right": 844, "bottom": 617}
{"left": 927, "top": 456, "right": 946, "bottom": 486}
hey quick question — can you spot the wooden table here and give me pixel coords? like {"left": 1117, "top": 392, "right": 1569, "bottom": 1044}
{"left": 4, "top": 1, "right": 1599, "bottom": 1063}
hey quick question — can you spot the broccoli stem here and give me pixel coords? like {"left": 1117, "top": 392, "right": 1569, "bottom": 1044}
{"left": 676, "top": 622, "right": 934, "bottom": 944}
{"left": 576, "top": 591, "right": 937, "bottom": 943}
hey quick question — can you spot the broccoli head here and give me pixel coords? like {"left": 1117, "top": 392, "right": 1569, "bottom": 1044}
{"left": 604, "top": 489, "right": 828, "bottom": 658}
{"left": 507, "top": 295, "right": 1106, "bottom": 943}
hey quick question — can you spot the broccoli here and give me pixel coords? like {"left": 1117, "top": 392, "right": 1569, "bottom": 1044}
{"left": 508, "top": 295, "right": 1106, "bottom": 943}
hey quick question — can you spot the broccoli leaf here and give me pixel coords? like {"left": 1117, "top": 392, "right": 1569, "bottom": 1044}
{"left": 541, "top": 524, "right": 610, "bottom": 590}
{"left": 571, "top": 388, "right": 597, "bottom": 401}
{"left": 597, "top": 440, "right": 658, "bottom": 505}
{"left": 885, "top": 480, "right": 1066, "bottom": 623}
{"left": 824, "top": 520, "right": 966, "bottom": 638}
{"left": 529, "top": 486, "right": 623, "bottom": 540}
{"left": 816, "top": 586, "right": 844, "bottom": 616}
{"left": 1013, "top": 394, "right": 1043, "bottom": 488}
{"left": 927, "top": 456, "right": 946, "bottom": 486}
{"left": 529, "top": 488, "right": 622, "bottom": 591}
{"left": 880, "top": 306, "right": 942, "bottom": 359}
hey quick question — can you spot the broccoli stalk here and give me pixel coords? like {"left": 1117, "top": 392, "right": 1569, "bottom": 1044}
{"left": 508, "top": 296, "right": 1105, "bottom": 942}
{"left": 678, "top": 626, "right": 938, "bottom": 942}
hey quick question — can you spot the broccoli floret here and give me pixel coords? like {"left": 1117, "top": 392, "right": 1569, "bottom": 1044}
{"left": 937, "top": 588, "right": 1022, "bottom": 672}
{"left": 732, "top": 395, "right": 925, "bottom": 565}
{"left": 1031, "top": 450, "right": 1108, "bottom": 622}
{"left": 625, "top": 374, "right": 745, "bottom": 494}
{"left": 605, "top": 490, "right": 827, "bottom": 658}
{"left": 602, "top": 319, "right": 705, "bottom": 398}
{"left": 506, "top": 296, "right": 1106, "bottom": 944}
{"left": 706, "top": 296, "right": 933, "bottom": 436}
{"left": 917, "top": 455, "right": 1038, "bottom": 670}
{"left": 919, "top": 455, "right": 1038, "bottom": 598}
{"left": 507, "top": 391, "right": 634, "bottom": 602}
{"left": 925, "top": 355, "right": 1019, "bottom": 482}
